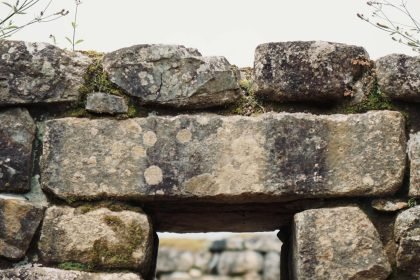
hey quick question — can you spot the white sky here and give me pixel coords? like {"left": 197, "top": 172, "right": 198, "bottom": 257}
{"left": 8, "top": 0, "right": 420, "bottom": 67}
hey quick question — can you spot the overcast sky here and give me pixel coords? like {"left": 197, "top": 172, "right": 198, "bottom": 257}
{"left": 9, "top": 0, "right": 420, "bottom": 67}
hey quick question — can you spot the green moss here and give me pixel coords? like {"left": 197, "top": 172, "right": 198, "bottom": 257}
{"left": 127, "top": 104, "right": 138, "bottom": 118}
{"left": 58, "top": 262, "right": 89, "bottom": 271}
{"left": 345, "top": 81, "right": 395, "bottom": 113}
{"left": 90, "top": 216, "right": 145, "bottom": 269}
{"left": 231, "top": 79, "right": 266, "bottom": 116}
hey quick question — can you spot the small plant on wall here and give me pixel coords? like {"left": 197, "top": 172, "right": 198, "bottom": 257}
{"left": 0, "top": 0, "right": 68, "bottom": 39}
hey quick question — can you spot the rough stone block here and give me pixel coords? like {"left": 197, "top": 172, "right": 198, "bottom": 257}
{"left": 0, "top": 196, "right": 44, "bottom": 260}
{"left": 254, "top": 41, "right": 369, "bottom": 102}
{"left": 408, "top": 132, "right": 420, "bottom": 197}
{"left": 376, "top": 54, "right": 420, "bottom": 102}
{"left": 86, "top": 92, "right": 128, "bottom": 114}
{"left": 41, "top": 111, "right": 406, "bottom": 203}
{"left": 103, "top": 44, "right": 240, "bottom": 108}
{"left": 38, "top": 206, "right": 154, "bottom": 275}
{"left": 217, "top": 251, "right": 264, "bottom": 275}
{"left": 0, "top": 108, "right": 36, "bottom": 193}
{"left": 0, "top": 41, "right": 91, "bottom": 105}
{"left": 0, "top": 267, "right": 143, "bottom": 280}
{"left": 394, "top": 206, "right": 420, "bottom": 278}
{"left": 263, "top": 252, "right": 280, "bottom": 280}
{"left": 292, "top": 206, "right": 391, "bottom": 280}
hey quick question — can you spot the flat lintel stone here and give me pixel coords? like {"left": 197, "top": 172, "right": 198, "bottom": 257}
{"left": 41, "top": 111, "right": 406, "bottom": 203}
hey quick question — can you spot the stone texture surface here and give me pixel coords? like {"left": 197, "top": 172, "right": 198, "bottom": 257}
{"left": 376, "top": 54, "right": 420, "bottom": 102}
{"left": 0, "top": 267, "right": 143, "bottom": 280}
{"left": 262, "top": 252, "right": 280, "bottom": 280}
{"left": 38, "top": 206, "right": 154, "bottom": 275}
{"left": 41, "top": 111, "right": 406, "bottom": 203}
{"left": 394, "top": 206, "right": 420, "bottom": 278}
{"left": 408, "top": 132, "right": 420, "bottom": 197}
{"left": 292, "top": 206, "right": 391, "bottom": 280}
{"left": 103, "top": 44, "right": 240, "bottom": 108}
{"left": 0, "top": 108, "right": 36, "bottom": 193}
{"left": 254, "top": 41, "right": 370, "bottom": 102}
{"left": 0, "top": 40, "right": 91, "bottom": 105}
{"left": 0, "top": 197, "right": 44, "bottom": 260}
{"left": 157, "top": 248, "right": 194, "bottom": 273}
{"left": 217, "top": 251, "right": 264, "bottom": 275}
{"left": 86, "top": 92, "right": 128, "bottom": 114}
{"left": 371, "top": 198, "right": 408, "bottom": 212}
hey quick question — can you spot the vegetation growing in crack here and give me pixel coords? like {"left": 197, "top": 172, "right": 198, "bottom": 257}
{"left": 58, "top": 262, "right": 89, "bottom": 271}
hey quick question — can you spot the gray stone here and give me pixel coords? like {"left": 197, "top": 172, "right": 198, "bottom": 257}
{"left": 0, "top": 108, "right": 36, "bottom": 193}
{"left": 157, "top": 248, "right": 194, "bottom": 273}
{"left": 217, "top": 251, "right": 264, "bottom": 275}
{"left": 103, "top": 44, "right": 240, "bottom": 108}
{"left": 0, "top": 197, "right": 44, "bottom": 260}
{"left": 40, "top": 111, "right": 406, "bottom": 203}
{"left": 371, "top": 198, "right": 408, "bottom": 212}
{"left": 0, "top": 267, "right": 142, "bottom": 280}
{"left": 210, "top": 236, "right": 244, "bottom": 251}
{"left": 376, "top": 54, "right": 420, "bottom": 102}
{"left": 292, "top": 206, "right": 391, "bottom": 280}
{"left": 193, "top": 251, "right": 212, "bottom": 272}
{"left": 254, "top": 41, "right": 370, "bottom": 102}
{"left": 408, "top": 133, "right": 420, "bottom": 197}
{"left": 394, "top": 206, "right": 420, "bottom": 278}
{"left": 262, "top": 252, "right": 280, "bottom": 280}
{"left": 243, "top": 235, "right": 282, "bottom": 253}
{"left": 38, "top": 206, "right": 154, "bottom": 275}
{"left": 86, "top": 92, "right": 128, "bottom": 114}
{"left": 0, "top": 41, "right": 91, "bottom": 105}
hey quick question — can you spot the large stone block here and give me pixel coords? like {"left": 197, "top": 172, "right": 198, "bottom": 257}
{"left": 292, "top": 206, "right": 391, "bottom": 280}
{"left": 376, "top": 54, "right": 420, "bottom": 102}
{"left": 254, "top": 41, "right": 369, "bottom": 102}
{"left": 40, "top": 111, "right": 406, "bottom": 203}
{"left": 0, "top": 267, "right": 143, "bottom": 280}
{"left": 394, "top": 206, "right": 420, "bottom": 278}
{"left": 0, "top": 196, "right": 44, "bottom": 259}
{"left": 0, "top": 41, "right": 91, "bottom": 105}
{"left": 0, "top": 108, "right": 35, "bottom": 192}
{"left": 103, "top": 44, "right": 240, "bottom": 108}
{"left": 408, "top": 132, "right": 420, "bottom": 197}
{"left": 217, "top": 251, "right": 264, "bottom": 275}
{"left": 38, "top": 206, "right": 154, "bottom": 275}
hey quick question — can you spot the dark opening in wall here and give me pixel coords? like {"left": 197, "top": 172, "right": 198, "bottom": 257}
{"left": 155, "top": 231, "right": 282, "bottom": 280}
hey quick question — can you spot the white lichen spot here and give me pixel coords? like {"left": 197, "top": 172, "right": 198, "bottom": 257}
{"left": 362, "top": 175, "right": 375, "bottom": 186}
{"left": 138, "top": 71, "right": 148, "bottom": 79}
{"left": 143, "top": 131, "right": 157, "bottom": 146}
{"left": 176, "top": 129, "right": 192, "bottom": 143}
{"left": 90, "top": 127, "right": 99, "bottom": 136}
{"left": 197, "top": 116, "right": 209, "bottom": 125}
{"left": 131, "top": 146, "right": 146, "bottom": 159}
{"left": 144, "top": 165, "right": 163, "bottom": 185}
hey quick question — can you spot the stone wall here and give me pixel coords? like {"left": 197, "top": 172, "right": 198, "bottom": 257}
{"left": 0, "top": 39, "right": 419, "bottom": 280}
{"left": 156, "top": 235, "right": 281, "bottom": 280}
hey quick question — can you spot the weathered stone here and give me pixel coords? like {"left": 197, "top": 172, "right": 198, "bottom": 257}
{"left": 243, "top": 235, "right": 282, "bottom": 253}
{"left": 210, "top": 236, "right": 244, "bottom": 251}
{"left": 394, "top": 206, "right": 420, "bottom": 278}
{"left": 217, "top": 251, "right": 264, "bottom": 275}
{"left": 41, "top": 111, "right": 406, "bottom": 203}
{"left": 292, "top": 206, "right": 391, "bottom": 280}
{"left": 86, "top": 92, "right": 128, "bottom": 114}
{"left": 0, "top": 108, "right": 35, "bottom": 193}
{"left": 193, "top": 251, "right": 212, "bottom": 272}
{"left": 408, "top": 132, "right": 420, "bottom": 197}
{"left": 376, "top": 54, "right": 420, "bottom": 102}
{"left": 262, "top": 252, "right": 280, "bottom": 280}
{"left": 38, "top": 206, "right": 154, "bottom": 275}
{"left": 0, "top": 267, "right": 142, "bottom": 280}
{"left": 0, "top": 41, "right": 91, "bottom": 105}
{"left": 371, "top": 198, "right": 408, "bottom": 212}
{"left": 103, "top": 44, "right": 240, "bottom": 108}
{"left": 157, "top": 248, "right": 194, "bottom": 273}
{"left": 254, "top": 41, "right": 369, "bottom": 102}
{"left": 0, "top": 197, "right": 44, "bottom": 260}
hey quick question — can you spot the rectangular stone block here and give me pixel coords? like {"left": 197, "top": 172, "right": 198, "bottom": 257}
{"left": 408, "top": 133, "right": 420, "bottom": 197}
{"left": 0, "top": 108, "right": 36, "bottom": 192}
{"left": 41, "top": 111, "right": 406, "bottom": 203}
